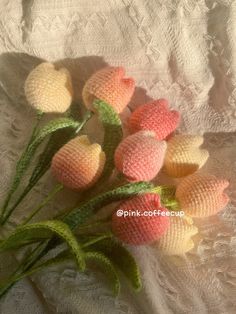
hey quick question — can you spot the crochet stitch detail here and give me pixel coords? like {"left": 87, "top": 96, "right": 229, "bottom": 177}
{"left": 112, "top": 194, "right": 170, "bottom": 245}
{"left": 82, "top": 66, "right": 135, "bottom": 113}
{"left": 114, "top": 130, "right": 167, "bottom": 181}
{"left": 164, "top": 134, "right": 209, "bottom": 177}
{"left": 128, "top": 99, "right": 180, "bottom": 140}
{"left": 155, "top": 216, "right": 198, "bottom": 255}
{"left": 25, "top": 62, "right": 73, "bottom": 113}
{"left": 176, "top": 173, "right": 229, "bottom": 217}
{"left": 51, "top": 135, "right": 106, "bottom": 190}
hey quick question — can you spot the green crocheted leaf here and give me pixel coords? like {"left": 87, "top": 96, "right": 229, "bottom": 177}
{"left": 1, "top": 118, "right": 80, "bottom": 222}
{"left": 14, "top": 117, "right": 79, "bottom": 184}
{"left": 94, "top": 100, "right": 123, "bottom": 181}
{"left": 3, "top": 249, "right": 120, "bottom": 296}
{"left": 63, "top": 181, "right": 154, "bottom": 230}
{"left": 29, "top": 111, "right": 91, "bottom": 186}
{"left": 0, "top": 220, "right": 85, "bottom": 270}
{"left": 0, "top": 254, "right": 72, "bottom": 295}
{"left": 85, "top": 251, "right": 120, "bottom": 296}
{"left": 81, "top": 233, "right": 113, "bottom": 248}
{"left": 87, "top": 238, "right": 142, "bottom": 291}
{"left": 29, "top": 128, "right": 75, "bottom": 185}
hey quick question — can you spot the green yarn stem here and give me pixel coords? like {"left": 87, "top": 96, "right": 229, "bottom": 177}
{"left": 0, "top": 112, "right": 92, "bottom": 226}
{"left": 150, "top": 185, "right": 180, "bottom": 210}
{"left": 75, "top": 110, "right": 92, "bottom": 134}
{"left": 21, "top": 183, "right": 64, "bottom": 225}
{"left": 0, "top": 255, "right": 72, "bottom": 298}
{"left": 163, "top": 199, "right": 180, "bottom": 211}
{"left": 0, "top": 111, "right": 44, "bottom": 221}
{"left": 63, "top": 181, "right": 153, "bottom": 230}
{"left": 77, "top": 219, "right": 111, "bottom": 235}
{"left": 28, "top": 110, "right": 44, "bottom": 144}
{"left": 0, "top": 182, "right": 153, "bottom": 298}
{"left": 93, "top": 100, "right": 123, "bottom": 182}
{"left": 81, "top": 233, "right": 113, "bottom": 248}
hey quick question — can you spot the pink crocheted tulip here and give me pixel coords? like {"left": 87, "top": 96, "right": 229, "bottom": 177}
{"left": 114, "top": 131, "right": 167, "bottom": 181}
{"left": 82, "top": 66, "right": 135, "bottom": 113}
{"left": 128, "top": 99, "right": 180, "bottom": 140}
{"left": 112, "top": 194, "right": 170, "bottom": 245}
{"left": 51, "top": 135, "right": 106, "bottom": 190}
{"left": 176, "top": 173, "right": 229, "bottom": 218}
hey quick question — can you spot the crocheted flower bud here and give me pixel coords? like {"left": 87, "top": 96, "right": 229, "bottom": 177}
{"left": 155, "top": 216, "right": 198, "bottom": 255}
{"left": 25, "top": 62, "right": 73, "bottom": 113}
{"left": 176, "top": 173, "right": 229, "bottom": 217}
{"left": 51, "top": 135, "right": 106, "bottom": 190}
{"left": 112, "top": 194, "right": 170, "bottom": 245}
{"left": 114, "top": 131, "right": 167, "bottom": 181}
{"left": 128, "top": 99, "right": 180, "bottom": 140}
{"left": 164, "top": 135, "right": 209, "bottom": 177}
{"left": 82, "top": 66, "right": 135, "bottom": 113}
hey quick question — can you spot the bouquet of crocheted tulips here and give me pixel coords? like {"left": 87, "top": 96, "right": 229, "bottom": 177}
{"left": 0, "top": 63, "right": 229, "bottom": 297}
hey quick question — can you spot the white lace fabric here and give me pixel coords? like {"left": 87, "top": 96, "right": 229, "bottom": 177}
{"left": 0, "top": 0, "right": 236, "bottom": 313}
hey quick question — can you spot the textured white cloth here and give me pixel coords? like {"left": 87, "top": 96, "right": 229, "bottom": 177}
{"left": 0, "top": 0, "right": 236, "bottom": 313}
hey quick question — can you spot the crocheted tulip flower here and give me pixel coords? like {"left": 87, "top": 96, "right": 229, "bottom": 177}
{"left": 128, "top": 99, "right": 180, "bottom": 140}
{"left": 25, "top": 62, "right": 73, "bottom": 113}
{"left": 155, "top": 216, "right": 198, "bottom": 255}
{"left": 82, "top": 66, "right": 135, "bottom": 113}
{"left": 114, "top": 131, "right": 167, "bottom": 181}
{"left": 51, "top": 135, "right": 106, "bottom": 190}
{"left": 112, "top": 194, "right": 170, "bottom": 245}
{"left": 164, "top": 135, "right": 209, "bottom": 177}
{"left": 176, "top": 173, "right": 229, "bottom": 218}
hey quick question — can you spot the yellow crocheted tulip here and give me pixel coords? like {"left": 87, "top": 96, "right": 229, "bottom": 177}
{"left": 176, "top": 173, "right": 229, "bottom": 217}
{"left": 164, "top": 135, "right": 209, "bottom": 177}
{"left": 155, "top": 216, "right": 198, "bottom": 255}
{"left": 51, "top": 135, "right": 106, "bottom": 190}
{"left": 25, "top": 62, "right": 73, "bottom": 113}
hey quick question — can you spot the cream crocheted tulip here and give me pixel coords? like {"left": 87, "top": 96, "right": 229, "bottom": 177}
{"left": 51, "top": 135, "right": 106, "bottom": 190}
{"left": 25, "top": 62, "right": 73, "bottom": 113}
{"left": 176, "top": 173, "right": 229, "bottom": 217}
{"left": 155, "top": 216, "right": 198, "bottom": 255}
{"left": 164, "top": 135, "right": 209, "bottom": 177}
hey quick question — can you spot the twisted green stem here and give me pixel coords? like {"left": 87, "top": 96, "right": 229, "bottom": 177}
{"left": 21, "top": 183, "right": 63, "bottom": 225}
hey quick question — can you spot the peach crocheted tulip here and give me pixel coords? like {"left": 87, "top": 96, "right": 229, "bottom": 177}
{"left": 176, "top": 173, "right": 229, "bottom": 217}
{"left": 51, "top": 135, "right": 106, "bottom": 190}
{"left": 155, "top": 216, "right": 198, "bottom": 255}
{"left": 112, "top": 194, "right": 170, "bottom": 245}
{"left": 128, "top": 99, "right": 180, "bottom": 140}
{"left": 82, "top": 66, "right": 135, "bottom": 113}
{"left": 114, "top": 131, "right": 167, "bottom": 181}
{"left": 164, "top": 135, "right": 209, "bottom": 177}
{"left": 25, "top": 62, "right": 73, "bottom": 113}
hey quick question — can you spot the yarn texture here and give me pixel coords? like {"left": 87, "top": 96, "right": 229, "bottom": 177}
{"left": 25, "top": 62, "right": 73, "bottom": 113}
{"left": 112, "top": 194, "right": 170, "bottom": 245}
{"left": 155, "top": 216, "right": 198, "bottom": 255}
{"left": 82, "top": 66, "right": 135, "bottom": 113}
{"left": 164, "top": 135, "right": 209, "bottom": 177}
{"left": 114, "top": 131, "right": 167, "bottom": 181}
{"left": 128, "top": 99, "right": 180, "bottom": 140}
{"left": 51, "top": 135, "right": 106, "bottom": 190}
{"left": 176, "top": 173, "right": 229, "bottom": 217}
